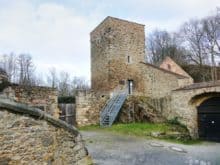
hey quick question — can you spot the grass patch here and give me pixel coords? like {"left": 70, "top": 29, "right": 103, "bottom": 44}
{"left": 80, "top": 123, "right": 202, "bottom": 145}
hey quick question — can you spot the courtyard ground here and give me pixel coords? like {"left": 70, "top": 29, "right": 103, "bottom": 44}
{"left": 81, "top": 131, "right": 220, "bottom": 165}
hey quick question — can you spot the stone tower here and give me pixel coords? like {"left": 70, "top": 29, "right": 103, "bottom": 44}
{"left": 90, "top": 16, "right": 145, "bottom": 94}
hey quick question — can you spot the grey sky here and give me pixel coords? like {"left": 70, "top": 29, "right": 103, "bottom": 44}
{"left": 0, "top": 0, "right": 219, "bottom": 80}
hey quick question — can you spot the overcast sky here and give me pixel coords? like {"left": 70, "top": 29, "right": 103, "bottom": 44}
{"left": 0, "top": 0, "right": 219, "bottom": 81}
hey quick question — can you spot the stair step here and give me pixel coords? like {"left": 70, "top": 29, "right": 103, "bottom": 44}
{"left": 100, "top": 91, "right": 127, "bottom": 127}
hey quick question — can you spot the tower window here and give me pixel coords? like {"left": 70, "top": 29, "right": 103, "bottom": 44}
{"left": 128, "top": 56, "right": 131, "bottom": 63}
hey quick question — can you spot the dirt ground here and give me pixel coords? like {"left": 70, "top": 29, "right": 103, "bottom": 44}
{"left": 81, "top": 131, "right": 220, "bottom": 165}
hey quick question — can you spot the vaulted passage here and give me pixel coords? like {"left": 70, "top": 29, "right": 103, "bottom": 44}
{"left": 198, "top": 97, "right": 220, "bottom": 141}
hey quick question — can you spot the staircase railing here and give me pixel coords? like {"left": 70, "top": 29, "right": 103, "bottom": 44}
{"left": 100, "top": 87, "right": 128, "bottom": 127}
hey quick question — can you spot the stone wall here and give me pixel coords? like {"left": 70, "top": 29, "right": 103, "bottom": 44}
{"left": 0, "top": 100, "right": 91, "bottom": 165}
{"left": 75, "top": 90, "right": 108, "bottom": 126}
{"left": 3, "top": 84, "right": 59, "bottom": 118}
{"left": 91, "top": 16, "right": 145, "bottom": 93}
{"left": 139, "top": 62, "right": 193, "bottom": 98}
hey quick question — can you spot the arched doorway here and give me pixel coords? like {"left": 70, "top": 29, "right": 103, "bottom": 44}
{"left": 198, "top": 97, "right": 220, "bottom": 141}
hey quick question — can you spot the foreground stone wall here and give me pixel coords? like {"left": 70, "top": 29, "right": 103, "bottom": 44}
{"left": 0, "top": 100, "right": 91, "bottom": 165}
{"left": 3, "top": 85, "right": 59, "bottom": 118}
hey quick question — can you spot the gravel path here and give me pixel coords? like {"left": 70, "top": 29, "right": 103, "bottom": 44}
{"left": 81, "top": 131, "right": 220, "bottom": 165}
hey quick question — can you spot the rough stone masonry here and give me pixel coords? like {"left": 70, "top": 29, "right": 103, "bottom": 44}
{"left": 0, "top": 99, "right": 92, "bottom": 165}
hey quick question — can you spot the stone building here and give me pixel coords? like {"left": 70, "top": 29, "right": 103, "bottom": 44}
{"left": 90, "top": 17, "right": 193, "bottom": 97}
{"left": 76, "top": 16, "right": 220, "bottom": 141}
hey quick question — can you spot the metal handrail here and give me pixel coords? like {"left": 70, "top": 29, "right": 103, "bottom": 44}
{"left": 100, "top": 86, "right": 128, "bottom": 127}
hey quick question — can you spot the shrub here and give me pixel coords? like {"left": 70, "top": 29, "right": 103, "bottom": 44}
{"left": 58, "top": 96, "right": 75, "bottom": 104}
{"left": 0, "top": 80, "right": 10, "bottom": 92}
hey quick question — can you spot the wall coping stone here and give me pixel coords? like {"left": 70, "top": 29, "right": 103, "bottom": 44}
{"left": 174, "top": 80, "right": 220, "bottom": 91}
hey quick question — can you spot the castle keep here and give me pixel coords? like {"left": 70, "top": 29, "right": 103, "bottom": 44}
{"left": 91, "top": 17, "right": 145, "bottom": 94}
{"left": 90, "top": 17, "right": 193, "bottom": 97}
{"left": 76, "top": 16, "right": 220, "bottom": 140}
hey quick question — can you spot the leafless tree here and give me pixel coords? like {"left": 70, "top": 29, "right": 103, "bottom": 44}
{"left": 17, "top": 54, "right": 35, "bottom": 86}
{"left": 180, "top": 19, "right": 208, "bottom": 66}
{"left": 47, "top": 67, "right": 58, "bottom": 88}
{"left": 58, "top": 71, "right": 71, "bottom": 96}
{"left": 202, "top": 9, "right": 220, "bottom": 81}
{"left": 0, "top": 53, "right": 17, "bottom": 82}
{"left": 71, "top": 76, "right": 90, "bottom": 94}
{"left": 147, "top": 30, "right": 187, "bottom": 65}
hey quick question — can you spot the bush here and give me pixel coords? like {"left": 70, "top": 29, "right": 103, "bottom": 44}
{"left": 167, "top": 117, "right": 180, "bottom": 125}
{"left": 167, "top": 117, "right": 187, "bottom": 129}
{"left": 58, "top": 96, "right": 75, "bottom": 104}
{"left": 0, "top": 80, "right": 10, "bottom": 92}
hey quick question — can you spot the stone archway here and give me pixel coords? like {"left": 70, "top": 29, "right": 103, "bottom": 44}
{"left": 190, "top": 92, "right": 220, "bottom": 141}
{"left": 171, "top": 88, "right": 220, "bottom": 139}
{"left": 197, "top": 96, "right": 220, "bottom": 141}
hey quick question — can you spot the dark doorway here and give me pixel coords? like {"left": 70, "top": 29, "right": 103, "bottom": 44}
{"left": 198, "top": 97, "right": 220, "bottom": 141}
{"left": 128, "top": 80, "right": 133, "bottom": 95}
{"left": 59, "top": 104, "right": 76, "bottom": 125}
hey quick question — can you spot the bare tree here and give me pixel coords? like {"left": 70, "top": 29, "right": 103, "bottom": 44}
{"left": 202, "top": 10, "right": 220, "bottom": 81}
{"left": 47, "top": 67, "right": 58, "bottom": 88}
{"left": 147, "top": 30, "right": 187, "bottom": 65}
{"left": 17, "top": 54, "right": 35, "bottom": 86}
{"left": 180, "top": 19, "right": 208, "bottom": 66}
{"left": 71, "top": 76, "right": 90, "bottom": 94}
{"left": 0, "top": 53, "right": 17, "bottom": 82}
{"left": 58, "top": 71, "right": 71, "bottom": 96}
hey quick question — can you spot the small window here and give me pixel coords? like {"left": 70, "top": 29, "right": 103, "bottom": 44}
{"left": 128, "top": 56, "right": 131, "bottom": 63}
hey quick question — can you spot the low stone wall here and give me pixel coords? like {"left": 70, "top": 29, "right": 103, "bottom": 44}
{"left": 3, "top": 84, "right": 59, "bottom": 118}
{"left": 139, "top": 63, "right": 192, "bottom": 98}
{"left": 75, "top": 90, "right": 108, "bottom": 126}
{"left": 0, "top": 99, "right": 91, "bottom": 165}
